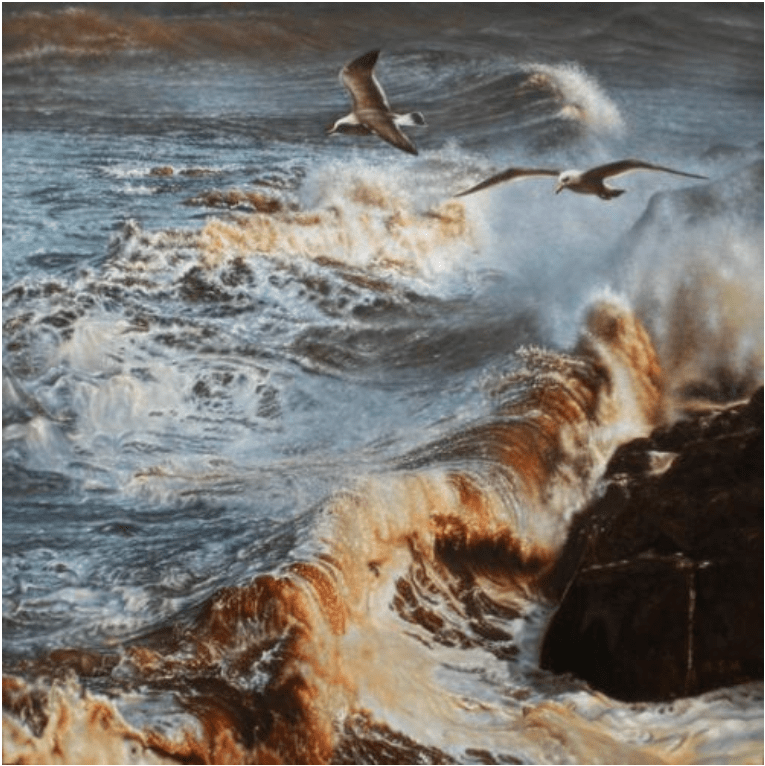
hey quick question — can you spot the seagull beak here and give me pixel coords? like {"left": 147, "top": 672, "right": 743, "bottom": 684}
{"left": 554, "top": 182, "right": 564, "bottom": 194}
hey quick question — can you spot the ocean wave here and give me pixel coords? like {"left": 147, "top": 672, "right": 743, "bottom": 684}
{"left": 4, "top": 299, "right": 667, "bottom": 763}
{"left": 3, "top": 6, "right": 762, "bottom": 759}
{"left": 6, "top": 300, "right": 761, "bottom": 764}
{"left": 2, "top": 6, "right": 328, "bottom": 62}
{"left": 517, "top": 62, "right": 625, "bottom": 136}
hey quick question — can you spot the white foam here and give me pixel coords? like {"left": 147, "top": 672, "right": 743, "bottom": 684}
{"left": 520, "top": 61, "right": 625, "bottom": 135}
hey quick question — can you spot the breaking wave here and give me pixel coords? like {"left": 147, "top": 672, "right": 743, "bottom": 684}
{"left": 517, "top": 62, "right": 625, "bottom": 136}
{"left": 3, "top": 4, "right": 762, "bottom": 762}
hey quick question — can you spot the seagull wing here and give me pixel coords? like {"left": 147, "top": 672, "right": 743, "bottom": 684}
{"left": 455, "top": 167, "right": 560, "bottom": 197}
{"left": 358, "top": 110, "right": 418, "bottom": 155}
{"left": 341, "top": 49, "right": 391, "bottom": 112}
{"left": 584, "top": 159, "right": 708, "bottom": 182}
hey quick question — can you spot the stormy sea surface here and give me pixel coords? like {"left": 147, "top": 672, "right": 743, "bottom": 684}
{"left": 2, "top": 3, "right": 763, "bottom": 763}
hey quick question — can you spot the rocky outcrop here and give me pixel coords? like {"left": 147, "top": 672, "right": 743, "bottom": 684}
{"left": 540, "top": 388, "right": 763, "bottom": 702}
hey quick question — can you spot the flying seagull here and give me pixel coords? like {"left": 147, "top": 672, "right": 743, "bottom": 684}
{"left": 327, "top": 49, "right": 426, "bottom": 156}
{"left": 456, "top": 159, "right": 707, "bottom": 200}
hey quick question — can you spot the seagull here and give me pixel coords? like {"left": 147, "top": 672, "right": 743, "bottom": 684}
{"left": 327, "top": 49, "right": 426, "bottom": 156}
{"left": 456, "top": 159, "right": 707, "bottom": 200}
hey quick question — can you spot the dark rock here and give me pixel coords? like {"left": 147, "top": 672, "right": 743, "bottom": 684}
{"left": 540, "top": 387, "right": 763, "bottom": 702}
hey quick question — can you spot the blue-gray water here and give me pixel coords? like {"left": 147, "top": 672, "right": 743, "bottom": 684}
{"left": 3, "top": 4, "right": 763, "bottom": 763}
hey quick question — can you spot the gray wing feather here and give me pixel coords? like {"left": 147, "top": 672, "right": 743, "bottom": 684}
{"left": 360, "top": 110, "right": 418, "bottom": 155}
{"left": 341, "top": 49, "right": 390, "bottom": 112}
{"left": 585, "top": 159, "right": 707, "bottom": 182}
{"left": 455, "top": 167, "right": 560, "bottom": 197}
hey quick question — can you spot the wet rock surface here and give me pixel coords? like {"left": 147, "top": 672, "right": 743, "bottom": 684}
{"left": 541, "top": 387, "right": 763, "bottom": 702}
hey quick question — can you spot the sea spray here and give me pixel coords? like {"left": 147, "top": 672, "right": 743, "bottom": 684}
{"left": 3, "top": 300, "right": 668, "bottom": 763}
{"left": 518, "top": 62, "right": 625, "bottom": 136}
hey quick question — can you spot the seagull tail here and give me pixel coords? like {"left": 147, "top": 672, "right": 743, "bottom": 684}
{"left": 396, "top": 112, "right": 427, "bottom": 128}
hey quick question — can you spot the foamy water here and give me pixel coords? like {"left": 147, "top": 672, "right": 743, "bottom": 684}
{"left": 3, "top": 4, "right": 763, "bottom": 763}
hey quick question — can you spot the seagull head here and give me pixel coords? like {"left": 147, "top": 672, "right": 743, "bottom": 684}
{"left": 555, "top": 170, "right": 581, "bottom": 194}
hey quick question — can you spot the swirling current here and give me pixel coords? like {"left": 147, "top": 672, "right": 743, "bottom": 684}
{"left": 3, "top": 4, "right": 763, "bottom": 764}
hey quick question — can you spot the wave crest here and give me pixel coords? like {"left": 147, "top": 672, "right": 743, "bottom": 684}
{"left": 518, "top": 62, "right": 625, "bottom": 135}
{"left": 3, "top": 301, "right": 668, "bottom": 763}
{"left": 199, "top": 169, "right": 476, "bottom": 280}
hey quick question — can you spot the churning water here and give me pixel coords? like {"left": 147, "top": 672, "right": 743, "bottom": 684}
{"left": 3, "top": 4, "right": 763, "bottom": 763}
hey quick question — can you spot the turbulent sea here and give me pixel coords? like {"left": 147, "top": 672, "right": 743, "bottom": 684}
{"left": 2, "top": 3, "right": 763, "bottom": 763}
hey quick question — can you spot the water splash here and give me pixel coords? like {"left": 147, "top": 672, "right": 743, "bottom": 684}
{"left": 518, "top": 62, "right": 625, "bottom": 136}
